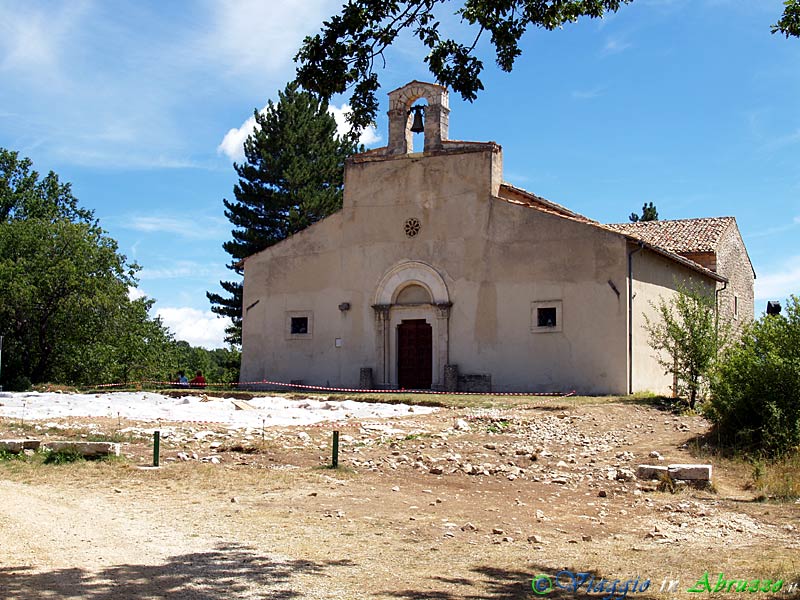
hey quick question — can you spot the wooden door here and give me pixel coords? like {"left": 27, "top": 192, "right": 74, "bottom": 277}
{"left": 397, "top": 319, "right": 432, "bottom": 390}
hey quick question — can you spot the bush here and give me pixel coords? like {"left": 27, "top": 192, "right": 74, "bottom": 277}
{"left": 645, "top": 282, "right": 728, "bottom": 409}
{"left": 706, "top": 295, "right": 800, "bottom": 457}
{"left": 42, "top": 448, "right": 85, "bottom": 465}
{"left": 6, "top": 375, "right": 31, "bottom": 392}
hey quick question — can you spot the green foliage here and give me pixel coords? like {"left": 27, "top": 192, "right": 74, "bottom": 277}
{"left": 296, "top": 1, "right": 630, "bottom": 132}
{"left": 6, "top": 375, "right": 31, "bottom": 392}
{"left": 0, "top": 148, "right": 177, "bottom": 387}
{"left": 297, "top": 2, "right": 797, "bottom": 133}
{"left": 170, "top": 342, "right": 240, "bottom": 384}
{"left": 645, "top": 283, "right": 728, "bottom": 409}
{"left": 42, "top": 448, "right": 85, "bottom": 465}
{"left": 773, "top": 0, "right": 800, "bottom": 38}
{"left": 209, "top": 82, "right": 359, "bottom": 345}
{"left": 486, "top": 419, "right": 510, "bottom": 433}
{"left": 629, "top": 201, "right": 659, "bottom": 223}
{"left": 0, "top": 148, "right": 94, "bottom": 224}
{"left": 706, "top": 296, "right": 800, "bottom": 458}
{"left": 0, "top": 449, "right": 24, "bottom": 462}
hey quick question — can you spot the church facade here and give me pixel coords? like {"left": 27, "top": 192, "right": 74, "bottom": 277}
{"left": 239, "top": 81, "right": 754, "bottom": 395}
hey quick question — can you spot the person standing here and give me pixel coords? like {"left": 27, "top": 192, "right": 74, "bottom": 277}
{"left": 189, "top": 370, "right": 206, "bottom": 388}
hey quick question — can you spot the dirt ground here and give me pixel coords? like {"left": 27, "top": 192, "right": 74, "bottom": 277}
{"left": 0, "top": 396, "right": 798, "bottom": 599}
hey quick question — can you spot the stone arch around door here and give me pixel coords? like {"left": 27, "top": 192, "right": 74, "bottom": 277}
{"left": 372, "top": 261, "right": 451, "bottom": 389}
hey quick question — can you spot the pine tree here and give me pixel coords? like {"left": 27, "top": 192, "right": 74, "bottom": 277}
{"left": 208, "top": 83, "right": 360, "bottom": 345}
{"left": 629, "top": 201, "right": 659, "bottom": 223}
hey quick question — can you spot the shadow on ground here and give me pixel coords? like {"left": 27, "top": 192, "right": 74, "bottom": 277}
{"left": 382, "top": 565, "right": 666, "bottom": 599}
{"left": 0, "top": 542, "right": 353, "bottom": 600}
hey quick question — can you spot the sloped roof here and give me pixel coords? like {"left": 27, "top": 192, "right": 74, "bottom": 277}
{"left": 495, "top": 186, "right": 727, "bottom": 282}
{"left": 604, "top": 217, "right": 735, "bottom": 254}
{"left": 498, "top": 183, "right": 596, "bottom": 223}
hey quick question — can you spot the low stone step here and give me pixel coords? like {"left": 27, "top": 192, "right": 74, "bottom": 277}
{"left": 668, "top": 463, "right": 712, "bottom": 481}
{"left": 0, "top": 439, "right": 41, "bottom": 453}
{"left": 636, "top": 464, "right": 669, "bottom": 480}
{"left": 42, "top": 441, "right": 120, "bottom": 457}
{"left": 637, "top": 463, "right": 713, "bottom": 481}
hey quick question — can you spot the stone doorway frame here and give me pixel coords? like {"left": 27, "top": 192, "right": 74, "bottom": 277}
{"left": 396, "top": 318, "right": 433, "bottom": 390}
{"left": 372, "top": 261, "right": 451, "bottom": 389}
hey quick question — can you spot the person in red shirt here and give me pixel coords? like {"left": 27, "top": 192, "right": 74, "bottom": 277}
{"left": 189, "top": 370, "right": 207, "bottom": 388}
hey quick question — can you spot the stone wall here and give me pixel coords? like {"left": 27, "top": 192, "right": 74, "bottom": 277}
{"left": 714, "top": 221, "right": 755, "bottom": 330}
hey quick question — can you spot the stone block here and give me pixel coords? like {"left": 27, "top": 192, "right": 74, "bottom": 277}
{"left": 458, "top": 373, "right": 491, "bottom": 393}
{"left": 444, "top": 364, "right": 459, "bottom": 392}
{"left": 43, "top": 441, "right": 120, "bottom": 457}
{"left": 359, "top": 367, "right": 373, "bottom": 390}
{"left": 668, "top": 463, "right": 712, "bottom": 481}
{"left": 636, "top": 465, "right": 670, "bottom": 480}
{"left": 0, "top": 439, "right": 41, "bottom": 453}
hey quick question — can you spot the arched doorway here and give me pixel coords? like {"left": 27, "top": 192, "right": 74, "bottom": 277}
{"left": 373, "top": 262, "right": 451, "bottom": 390}
{"left": 397, "top": 319, "right": 432, "bottom": 389}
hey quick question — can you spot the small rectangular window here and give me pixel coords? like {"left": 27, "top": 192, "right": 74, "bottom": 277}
{"left": 286, "top": 311, "right": 313, "bottom": 339}
{"left": 290, "top": 317, "right": 308, "bottom": 334}
{"left": 531, "top": 300, "right": 563, "bottom": 333}
{"left": 734, "top": 295, "right": 739, "bottom": 320}
{"left": 537, "top": 307, "right": 557, "bottom": 328}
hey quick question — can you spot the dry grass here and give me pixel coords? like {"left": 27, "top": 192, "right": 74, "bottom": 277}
{"left": 751, "top": 453, "right": 800, "bottom": 500}
{"left": 1, "top": 399, "right": 798, "bottom": 598}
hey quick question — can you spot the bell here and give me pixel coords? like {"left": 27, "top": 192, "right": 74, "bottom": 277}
{"left": 409, "top": 106, "right": 425, "bottom": 133}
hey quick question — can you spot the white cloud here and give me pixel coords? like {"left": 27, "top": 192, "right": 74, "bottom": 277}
{"left": 747, "top": 217, "right": 800, "bottom": 239}
{"left": 0, "top": 1, "right": 343, "bottom": 169}
{"left": 128, "top": 286, "right": 147, "bottom": 301}
{"left": 571, "top": 86, "right": 606, "bottom": 100}
{"left": 762, "top": 128, "right": 800, "bottom": 153}
{"left": 0, "top": 2, "right": 88, "bottom": 76}
{"left": 138, "top": 260, "right": 227, "bottom": 281}
{"left": 200, "top": 0, "right": 335, "bottom": 79}
{"left": 125, "top": 215, "right": 229, "bottom": 240}
{"left": 218, "top": 113, "right": 258, "bottom": 162}
{"left": 755, "top": 255, "right": 800, "bottom": 304}
{"left": 329, "top": 104, "right": 382, "bottom": 147}
{"left": 218, "top": 103, "right": 382, "bottom": 162}
{"left": 157, "top": 306, "right": 230, "bottom": 349}
{"left": 602, "top": 36, "right": 632, "bottom": 55}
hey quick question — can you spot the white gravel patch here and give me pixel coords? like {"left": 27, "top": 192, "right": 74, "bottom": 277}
{"left": 0, "top": 391, "right": 435, "bottom": 428}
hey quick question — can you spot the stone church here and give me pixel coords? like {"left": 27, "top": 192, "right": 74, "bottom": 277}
{"left": 239, "top": 81, "right": 754, "bottom": 395}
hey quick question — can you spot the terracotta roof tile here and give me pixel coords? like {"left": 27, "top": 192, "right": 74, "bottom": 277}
{"left": 604, "top": 217, "right": 734, "bottom": 253}
{"left": 498, "top": 183, "right": 595, "bottom": 223}
{"left": 494, "top": 186, "right": 728, "bottom": 282}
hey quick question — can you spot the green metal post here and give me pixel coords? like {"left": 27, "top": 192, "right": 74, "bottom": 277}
{"left": 332, "top": 430, "right": 339, "bottom": 468}
{"left": 0, "top": 335, "right": 4, "bottom": 391}
{"left": 153, "top": 430, "right": 160, "bottom": 467}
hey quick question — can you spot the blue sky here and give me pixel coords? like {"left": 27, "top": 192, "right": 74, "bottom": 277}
{"left": 1, "top": 0, "right": 798, "bottom": 348}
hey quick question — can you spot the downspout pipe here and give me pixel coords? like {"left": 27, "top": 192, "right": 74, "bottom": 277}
{"left": 714, "top": 281, "right": 727, "bottom": 339}
{"left": 628, "top": 242, "right": 645, "bottom": 394}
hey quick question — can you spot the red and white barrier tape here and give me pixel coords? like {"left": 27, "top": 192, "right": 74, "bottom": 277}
{"left": 81, "top": 378, "right": 574, "bottom": 397}
{"left": 133, "top": 378, "right": 574, "bottom": 397}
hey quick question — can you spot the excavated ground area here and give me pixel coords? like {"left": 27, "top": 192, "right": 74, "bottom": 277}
{"left": 0, "top": 395, "right": 798, "bottom": 599}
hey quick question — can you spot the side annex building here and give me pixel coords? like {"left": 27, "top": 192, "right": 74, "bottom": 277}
{"left": 239, "top": 81, "right": 754, "bottom": 395}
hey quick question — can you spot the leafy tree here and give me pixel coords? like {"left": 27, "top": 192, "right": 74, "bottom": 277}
{"left": 83, "top": 297, "right": 176, "bottom": 384}
{"left": 629, "top": 201, "right": 658, "bottom": 222}
{"left": 0, "top": 217, "right": 133, "bottom": 384}
{"left": 171, "top": 341, "right": 241, "bottom": 385}
{"left": 0, "top": 149, "right": 175, "bottom": 388}
{"left": 296, "top": 0, "right": 631, "bottom": 132}
{"left": 644, "top": 283, "right": 729, "bottom": 409}
{"left": 296, "top": 1, "right": 799, "bottom": 133}
{"left": 208, "top": 82, "right": 360, "bottom": 345}
{"left": 706, "top": 296, "right": 800, "bottom": 458}
{"left": 773, "top": 0, "right": 800, "bottom": 38}
{"left": 1, "top": 148, "right": 94, "bottom": 224}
